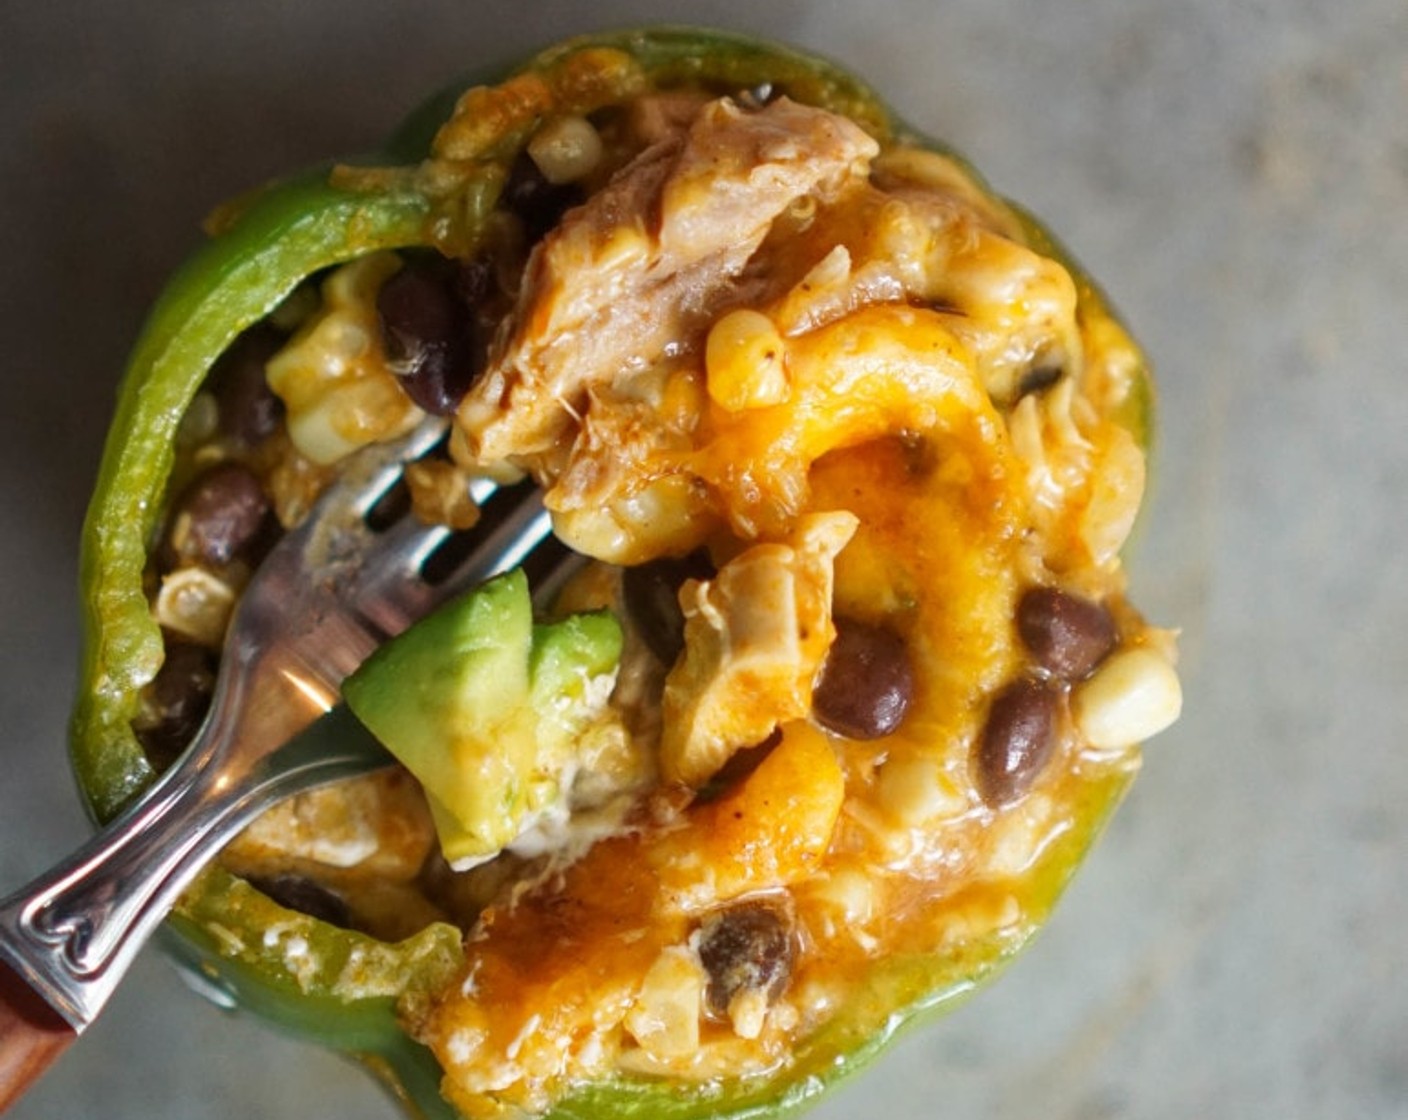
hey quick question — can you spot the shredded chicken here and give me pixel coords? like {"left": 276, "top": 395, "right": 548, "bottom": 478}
{"left": 659, "top": 511, "right": 859, "bottom": 786}
{"left": 457, "top": 97, "right": 879, "bottom": 467}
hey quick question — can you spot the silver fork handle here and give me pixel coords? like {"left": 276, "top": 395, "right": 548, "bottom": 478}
{"left": 0, "top": 705, "right": 386, "bottom": 1032}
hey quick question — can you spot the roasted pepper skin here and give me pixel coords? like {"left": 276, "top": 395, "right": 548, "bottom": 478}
{"left": 71, "top": 27, "right": 1152, "bottom": 1120}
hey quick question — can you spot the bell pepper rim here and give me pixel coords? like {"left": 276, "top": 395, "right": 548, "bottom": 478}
{"left": 69, "top": 25, "right": 1155, "bottom": 1120}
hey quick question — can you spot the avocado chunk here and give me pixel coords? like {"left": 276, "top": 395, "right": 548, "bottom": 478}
{"left": 342, "top": 569, "right": 623, "bottom": 866}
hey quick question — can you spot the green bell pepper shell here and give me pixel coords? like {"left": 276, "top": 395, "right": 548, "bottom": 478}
{"left": 70, "top": 26, "right": 1153, "bottom": 1120}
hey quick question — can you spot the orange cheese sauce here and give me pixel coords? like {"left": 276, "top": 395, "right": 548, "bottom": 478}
{"left": 419, "top": 287, "right": 1141, "bottom": 1115}
{"left": 226, "top": 71, "right": 1168, "bottom": 1119}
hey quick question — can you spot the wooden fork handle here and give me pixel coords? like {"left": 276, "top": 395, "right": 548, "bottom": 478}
{"left": 0, "top": 958, "right": 74, "bottom": 1112}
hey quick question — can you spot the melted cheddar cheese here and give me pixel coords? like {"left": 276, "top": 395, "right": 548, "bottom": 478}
{"left": 148, "top": 73, "right": 1179, "bottom": 1120}
{"left": 398, "top": 93, "right": 1177, "bottom": 1117}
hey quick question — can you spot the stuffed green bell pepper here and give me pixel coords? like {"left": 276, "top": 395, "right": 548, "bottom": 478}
{"left": 72, "top": 26, "right": 1181, "bottom": 1120}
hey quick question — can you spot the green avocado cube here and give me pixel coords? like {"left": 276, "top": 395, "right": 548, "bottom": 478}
{"left": 342, "top": 569, "right": 622, "bottom": 865}
{"left": 531, "top": 610, "right": 624, "bottom": 754}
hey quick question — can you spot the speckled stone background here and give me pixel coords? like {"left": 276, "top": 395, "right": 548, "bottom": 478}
{"left": 2, "top": 2, "right": 1405, "bottom": 1118}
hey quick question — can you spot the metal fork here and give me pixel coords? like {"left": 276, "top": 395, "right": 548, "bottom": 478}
{"left": 0, "top": 417, "right": 558, "bottom": 1100}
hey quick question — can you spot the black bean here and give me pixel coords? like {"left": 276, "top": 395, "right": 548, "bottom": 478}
{"left": 698, "top": 900, "right": 795, "bottom": 1017}
{"left": 209, "top": 324, "right": 286, "bottom": 446}
{"left": 975, "top": 677, "right": 1060, "bottom": 808}
{"left": 454, "top": 255, "right": 492, "bottom": 309}
{"left": 500, "top": 152, "right": 586, "bottom": 245}
{"left": 169, "top": 462, "right": 271, "bottom": 568}
{"left": 377, "top": 257, "right": 484, "bottom": 416}
{"left": 245, "top": 874, "right": 353, "bottom": 930}
{"left": 812, "top": 618, "right": 915, "bottom": 740}
{"left": 135, "top": 638, "right": 215, "bottom": 769}
{"left": 1016, "top": 586, "right": 1117, "bottom": 680}
{"left": 621, "top": 550, "right": 716, "bottom": 666}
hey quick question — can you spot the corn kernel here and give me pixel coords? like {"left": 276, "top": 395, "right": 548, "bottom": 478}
{"left": 405, "top": 459, "right": 481, "bottom": 530}
{"left": 727, "top": 988, "right": 769, "bottom": 1040}
{"left": 265, "top": 253, "right": 423, "bottom": 465}
{"left": 552, "top": 473, "right": 711, "bottom": 565}
{"left": 705, "top": 309, "right": 789, "bottom": 412}
{"left": 1072, "top": 646, "right": 1182, "bottom": 749}
{"left": 808, "top": 866, "right": 877, "bottom": 927}
{"left": 986, "top": 794, "right": 1053, "bottom": 876}
{"left": 527, "top": 115, "right": 604, "bottom": 185}
{"left": 624, "top": 946, "right": 704, "bottom": 1060}
{"left": 284, "top": 367, "right": 420, "bottom": 466}
{"left": 154, "top": 567, "right": 236, "bottom": 647}
{"left": 877, "top": 752, "right": 969, "bottom": 825}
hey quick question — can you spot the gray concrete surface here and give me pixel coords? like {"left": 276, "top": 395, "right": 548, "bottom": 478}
{"left": 2, "top": 1, "right": 1404, "bottom": 1117}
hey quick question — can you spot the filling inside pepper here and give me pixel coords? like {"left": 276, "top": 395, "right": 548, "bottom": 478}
{"left": 132, "top": 66, "right": 1179, "bottom": 1119}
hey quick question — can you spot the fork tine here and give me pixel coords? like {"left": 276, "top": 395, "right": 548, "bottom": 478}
{"left": 334, "top": 417, "right": 451, "bottom": 518}
{"left": 348, "top": 467, "right": 533, "bottom": 588}
{"left": 317, "top": 415, "right": 558, "bottom": 636}
{"left": 355, "top": 511, "right": 453, "bottom": 584}
{"left": 432, "top": 493, "right": 555, "bottom": 590}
